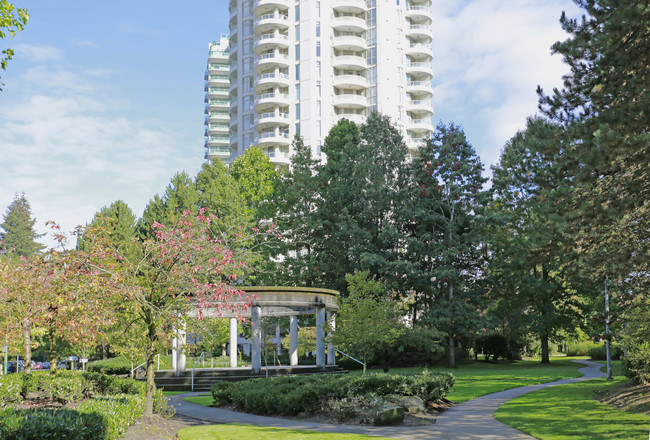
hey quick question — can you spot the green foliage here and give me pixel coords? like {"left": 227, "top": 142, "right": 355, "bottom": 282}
{"left": 0, "top": 193, "right": 44, "bottom": 257}
{"left": 587, "top": 343, "right": 622, "bottom": 361}
{"left": 565, "top": 341, "right": 600, "bottom": 356}
{"left": 332, "top": 272, "right": 404, "bottom": 368}
{"left": 0, "top": 407, "right": 107, "bottom": 440}
{"left": 77, "top": 200, "right": 136, "bottom": 253}
{"left": 474, "top": 334, "right": 508, "bottom": 361}
{"left": 210, "top": 381, "right": 234, "bottom": 406}
{"left": 77, "top": 394, "right": 145, "bottom": 440}
{"left": 229, "top": 146, "right": 280, "bottom": 215}
{"left": 0, "top": 0, "right": 29, "bottom": 89}
{"left": 210, "top": 371, "right": 454, "bottom": 417}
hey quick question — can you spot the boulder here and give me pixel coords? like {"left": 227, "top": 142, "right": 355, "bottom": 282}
{"left": 373, "top": 406, "right": 405, "bottom": 426}
{"left": 399, "top": 396, "right": 426, "bottom": 414}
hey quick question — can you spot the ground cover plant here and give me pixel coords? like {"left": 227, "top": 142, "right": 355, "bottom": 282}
{"left": 0, "top": 371, "right": 170, "bottom": 440}
{"left": 177, "top": 423, "right": 396, "bottom": 440}
{"left": 210, "top": 371, "right": 453, "bottom": 423}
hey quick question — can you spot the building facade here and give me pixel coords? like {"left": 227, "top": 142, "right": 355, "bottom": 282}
{"left": 227, "top": 0, "right": 433, "bottom": 167}
{"left": 204, "top": 35, "right": 232, "bottom": 164}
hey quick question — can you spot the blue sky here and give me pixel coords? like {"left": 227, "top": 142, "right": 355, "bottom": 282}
{"left": 0, "top": 0, "right": 581, "bottom": 248}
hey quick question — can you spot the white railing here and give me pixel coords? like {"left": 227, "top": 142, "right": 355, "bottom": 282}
{"left": 335, "top": 348, "right": 366, "bottom": 374}
{"left": 191, "top": 352, "right": 206, "bottom": 392}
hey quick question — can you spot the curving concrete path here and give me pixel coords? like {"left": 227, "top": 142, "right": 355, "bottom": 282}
{"left": 168, "top": 359, "right": 605, "bottom": 440}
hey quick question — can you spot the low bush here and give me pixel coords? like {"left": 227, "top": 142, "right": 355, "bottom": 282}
{"left": 565, "top": 341, "right": 600, "bottom": 356}
{"left": 0, "top": 373, "right": 24, "bottom": 407}
{"left": 78, "top": 394, "right": 145, "bottom": 440}
{"left": 87, "top": 357, "right": 134, "bottom": 375}
{"left": 0, "top": 407, "right": 107, "bottom": 440}
{"left": 326, "top": 393, "right": 388, "bottom": 424}
{"left": 588, "top": 343, "right": 622, "bottom": 361}
{"left": 0, "top": 371, "right": 92, "bottom": 405}
{"left": 211, "top": 371, "right": 454, "bottom": 417}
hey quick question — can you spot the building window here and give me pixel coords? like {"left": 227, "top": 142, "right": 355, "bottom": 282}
{"left": 317, "top": 100, "right": 321, "bottom": 116}
{"left": 316, "top": 42, "right": 321, "bottom": 57}
{"left": 316, "top": 22, "right": 320, "bottom": 37}
{"left": 317, "top": 1, "right": 320, "bottom": 17}
{"left": 317, "top": 61, "right": 321, "bottom": 76}
{"left": 296, "top": 84, "right": 300, "bottom": 100}
{"left": 295, "top": 5, "right": 300, "bottom": 20}
{"left": 296, "top": 64, "right": 300, "bottom": 80}
{"left": 317, "top": 80, "right": 321, "bottom": 97}
{"left": 296, "top": 24, "right": 300, "bottom": 39}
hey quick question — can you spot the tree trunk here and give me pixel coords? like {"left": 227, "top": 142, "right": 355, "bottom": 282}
{"left": 449, "top": 280, "right": 456, "bottom": 368}
{"left": 144, "top": 311, "right": 157, "bottom": 417}
{"left": 23, "top": 318, "right": 32, "bottom": 374}
{"left": 49, "top": 327, "right": 58, "bottom": 373}
{"left": 540, "top": 333, "right": 550, "bottom": 364}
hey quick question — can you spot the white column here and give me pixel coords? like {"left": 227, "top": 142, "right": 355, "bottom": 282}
{"left": 275, "top": 324, "right": 281, "bottom": 356}
{"left": 171, "top": 333, "right": 178, "bottom": 374}
{"left": 316, "top": 307, "right": 326, "bottom": 367}
{"left": 289, "top": 315, "right": 298, "bottom": 366}
{"left": 229, "top": 317, "right": 238, "bottom": 368}
{"left": 177, "top": 321, "right": 186, "bottom": 373}
{"left": 251, "top": 306, "right": 262, "bottom": 374}
{"left": 327, "top": 311, "right": 336, "bottom": 365}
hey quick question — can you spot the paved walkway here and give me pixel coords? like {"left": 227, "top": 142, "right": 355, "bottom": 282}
{"left": 168, "top": 359, "right": 605, "bottom": 440}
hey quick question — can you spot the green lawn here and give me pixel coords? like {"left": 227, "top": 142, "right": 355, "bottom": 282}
{"left": 183, "top": 393, "right": 213, "bottom": 406}
{"left": 494, "top": 376, "right": 650, "bottom": 439}
{"left": 177, "top": 424, "right": 395, "bottom": 440}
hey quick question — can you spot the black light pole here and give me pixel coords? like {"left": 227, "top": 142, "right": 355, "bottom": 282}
{"left": 605, "top": 277, "right": 612, "bottom": 380}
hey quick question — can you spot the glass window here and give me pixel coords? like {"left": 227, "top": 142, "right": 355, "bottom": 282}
{"left": 296, "top": 84, "right": 300, "bottom": 100}
{"left": 295, "top": 5, "right": 300, "bottom": 20}
{"left": 316, "top": 22, "right": 320, "bottom": 37}
{"left": 316, "top": 42, "right": 321, "bottom": 57}
{"left": 317, "top": 100, "right": 321, "bottom": 116}
{"left": 317, "top": 80, "right": 321, "bottom": 97}
{"left": 296, "top": 64, "right": 300, "bottom": 80}
{"left": 296, "top": 24, "right": 300, "bottom": 40}
{"left": 296, "top": 103, "right": 301, "bottom": 118}
{"left": 295, "top": 43, "right": 300, "bottom": 59}
{"left": 317, "top": 60, "right": 321, "bottom": 76}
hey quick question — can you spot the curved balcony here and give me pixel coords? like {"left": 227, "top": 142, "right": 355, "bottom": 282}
{"left": 333, "top": 93, "right": 368, "bottom": 109}
{"left": 406, "top": 61, "right": 433, "bottom": 76}
{"left": 207, "top": 75, "right": 230, "bottom": 87}
{"left": 406, "top": 43, "right": 432, "bottom": 58}
{"left": 229, "top": 118, "right": 238, "bottom": 130}
{"left": 254, "top": 33, "right": 289, "bottom": 53}
{"left": 254, "top": 111, "right": 290, "bottom": 131}
{"left": 254, "top": 92, "right": 290, "bottom": 111}
{"left": 208, "top": 99, "right": 230, "bottom": 110}
{"left": 253, "top": 0, "right": 291, "bottom": 15}
{"left": 406, "top": 81, "right": 433, "bottom": 96}
{"left": 406, "top": 99, "right": 433, "bottom": 114}
{"left": 207, "top": 87, "right": 229, "bottom": 98}
{"left": 334, "top": 113, "right": 366, "bottom": 125}
{"left": 207, "top": 111, "right": 230, "bottom": 122}
{"left": 333, "top": 74, "right": 368, "bottom": 90}
{"left": 207, "top": 123, "right": 230, "bottom": 136}
{"left": 333, "top": 55, "right": 367, "bottom": 71}
{"left": 254, "top": 72, "right": 290, "bottom": 93}
{"left": 254, "top": 131, "right": 291, "bottom": 148}
{"left": 407, "top": 119, "right": 434, "bottom": 133}
{"left": 405, "top": 5, "right": 432, "bottom": 22}
{"left": 332, "top": 15, "right": 367, "bottom": 33}
{"left": 266, "top": 149, "right": 291, "bottom": 166}
{"left": 332, "top": 0, "right": 367, "bottom": 14}
{"left": 406, "top": 24, "right": 433, "bottom": 41}
{"left": 254, "top": 52, "right": 290, "bottom": 71}
{"left": 332, "top": 35, "right": 367, "bottom": 52}
{"left": 254, "top": 13, "right": 289, "bottom": 34}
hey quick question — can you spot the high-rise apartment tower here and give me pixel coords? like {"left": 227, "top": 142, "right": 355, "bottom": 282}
{"left": 204, "top": 35, "right": 232, "bottom": 164}
{"left": 228, "top": 0, "right": 434, "bottom": 167}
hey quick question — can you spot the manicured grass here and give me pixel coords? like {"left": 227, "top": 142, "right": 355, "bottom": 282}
{"left": 183, "top": 393, "right": 213, "bottom": 406}
{"left": 177, "top": 423, "right": 395, "bottom": 440}
{"left": 164, "top": 391, "right": 187, "bottom": 396}
{"left": 494, "top": 376, "right": 650, "bottom": 439}
{"left": 353, "top": 357, "right": 585, "bottom": 403}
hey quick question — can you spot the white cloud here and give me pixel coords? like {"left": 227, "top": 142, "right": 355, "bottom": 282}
{"left": 0, "top": 54, "right": 201, "bottom": 249}
{"left": 75, "top": 39, "right": 100, "bottom": 48}
{"left": 13, "top": 44, "right": 64, "bottom": 63}
{"left": 431, "top": 0, "right": 582, "bottom": 170}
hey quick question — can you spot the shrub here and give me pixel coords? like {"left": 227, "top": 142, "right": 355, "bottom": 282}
{"left": 78, "top": 394, "right": 145, "bottom": 440}
{"left": 565, "top": 341, "right": 600, "bottom": 356}
{"left": 474, "top": 334, "right": 508, "bottom": 361}
{"left": 211, "top": 371, "right": 455, "bottom": 418}
{"left": 587, "top": 343, "right": 622, "bottom": 361}
{"left": 326, "top": 393, "right": 388, "bottom": 424}
{"left": 0, "top": 374, "right": 24, "bottom": 407}
{"left": 0, "top": 407, "right": 107, "bottom": 440}
{"left": 0, "top": 371, "right": 92, "bottom": 405}
{"left": 87, "top": 357, "right": 134, "bottom": 375}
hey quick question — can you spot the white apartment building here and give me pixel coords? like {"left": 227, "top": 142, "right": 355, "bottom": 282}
{"left": 204, "top": 35, "right": 232, "bottom": 164}
{"left": 228, "top": 0, "right": 434, "bottom": 167}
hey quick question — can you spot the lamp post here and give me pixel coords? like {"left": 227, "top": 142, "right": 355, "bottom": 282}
{"left": 605, "top": 277, "right": 612, "bottom": 380}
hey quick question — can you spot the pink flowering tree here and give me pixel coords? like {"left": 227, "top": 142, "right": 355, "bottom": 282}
{"left": 84, "top": 209, "right": 261, "bottom": 416}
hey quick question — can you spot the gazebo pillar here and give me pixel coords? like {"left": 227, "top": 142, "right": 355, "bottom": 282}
{"left": 289, "top": 315, "right": 298, "bottom": 366}
{"left": 316, "top": 307, "right": 326, "bottom": 367}
{"left": 173, "top": 321, "right": 186, "bottom": 376}
{"left": 229, "top": 317, "right": 238, "bottom": 368}
{"left": 251, "top": 306, "right": 262, "bottom": 374}
{"left": 327, "top": 310, "right": 336, "bottom": 365}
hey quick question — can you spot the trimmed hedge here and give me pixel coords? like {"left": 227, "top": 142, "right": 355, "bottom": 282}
{"left": 565, "top": 341, "right": 600, "bottom": 356}
{"left": 87, "top": 357, "right": 134, "bottom": 375}
{"left": 588, "top": 343, "right": 622, "bottom": 361}
{"left": 211, "top": 371, "right": 454, "bottom": 416}
{"left": 0, "top": 371, "right": 170, "bottom": 440}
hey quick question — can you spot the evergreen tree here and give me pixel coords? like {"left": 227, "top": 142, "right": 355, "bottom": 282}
{"left": 408, "top": 123, "right": 489, "bottom": 367}
{"left": 77, "top": 200, "right": 137, "bottom": 252}
{"left": 0, "top": 193, "right": 44, "bottom": 257}
{"left": 270, "top": 135, "right": 321, "bottom": 286}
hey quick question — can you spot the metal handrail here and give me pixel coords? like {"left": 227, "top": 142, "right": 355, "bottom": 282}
{"left": 131, "top": 360, "right": 146, "bottom": 379}
{"left": 191, "top": 352, "right": 206, "bottom": 391}
{"left": 335, "top": 348, "right": 366, "bottom": 374}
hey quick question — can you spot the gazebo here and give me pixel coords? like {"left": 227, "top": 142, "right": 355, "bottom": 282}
{"left": 171, "top": 286, "right": 340, "bottom": 375}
